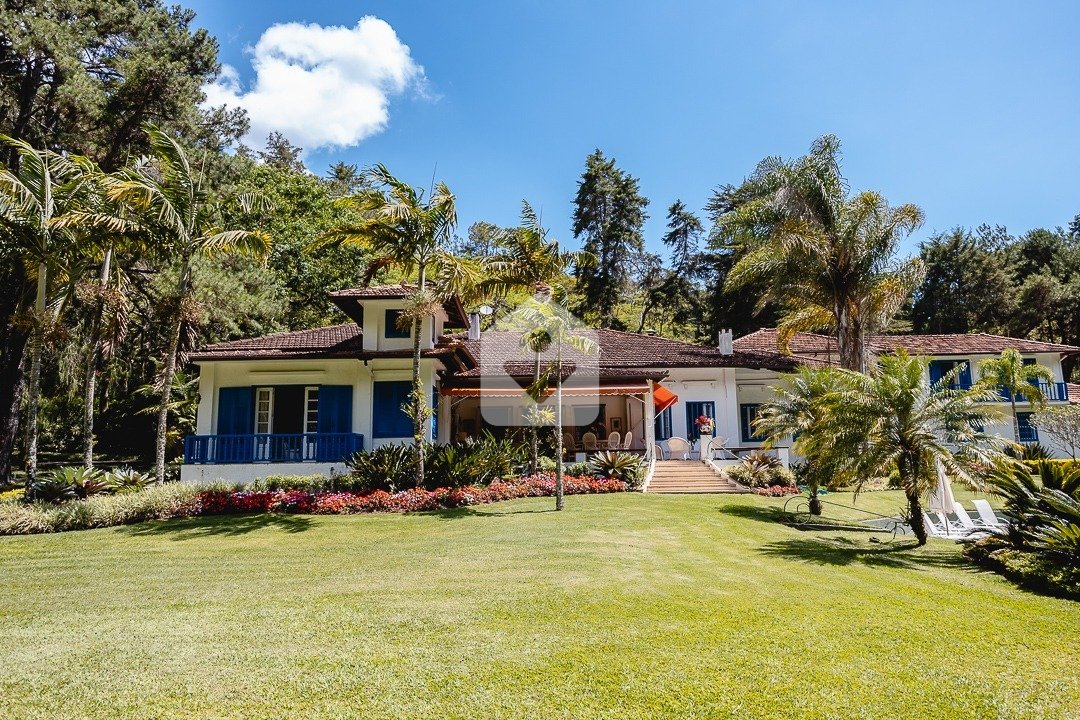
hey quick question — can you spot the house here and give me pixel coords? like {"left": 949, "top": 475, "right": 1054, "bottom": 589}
{"left": 735, "top": 328, "right": 1079, "bottom": 455}
{"left": 179, "top": 285, "right": 1080, "bottom": 483}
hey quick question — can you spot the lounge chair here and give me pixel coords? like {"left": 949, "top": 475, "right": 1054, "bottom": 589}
{"left": 922, "top": 511, "right": 954, "bottom": 539}
{"left": 663, "top": 437, "right": 692, "bottom": 460}
{"left": 950, "top": 502, "right": 989, "bottom": 537}
{"left": 622, "top": 432, "right": 633, "bottom": 450}
{"left": 972, "top": 499, "right": 1005, "bottom": 529}
{"left": 606, "top": 431, "right": 621, "bottom": 450}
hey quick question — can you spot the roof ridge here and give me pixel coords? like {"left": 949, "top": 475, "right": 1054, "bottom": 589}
{"left": 203, "top": 322, "right": 359, "bottom": 349}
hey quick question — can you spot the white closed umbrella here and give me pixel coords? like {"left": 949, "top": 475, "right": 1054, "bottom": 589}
{"left": 928, "top": 461, "right": 957, "bottom": 534}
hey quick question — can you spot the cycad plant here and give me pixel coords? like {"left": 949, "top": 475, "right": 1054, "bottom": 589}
{"left": 714, "top": 135, "right": 925, "bottom": 372}
{"left": 977, "top": 349, "right": 1053, "bottom": 443}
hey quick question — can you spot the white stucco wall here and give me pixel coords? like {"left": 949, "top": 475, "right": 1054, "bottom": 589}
{"left": 180, "top": 461, "right": 348, "bottom": 484}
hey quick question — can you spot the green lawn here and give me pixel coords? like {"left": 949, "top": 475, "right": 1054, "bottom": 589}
{"left": 0, "top": 492, "right": 1077, "bottom": 719}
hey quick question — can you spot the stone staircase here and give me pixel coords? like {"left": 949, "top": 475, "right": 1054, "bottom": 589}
{"left": 646, "top": 460, "right": 744, "bottom": 494}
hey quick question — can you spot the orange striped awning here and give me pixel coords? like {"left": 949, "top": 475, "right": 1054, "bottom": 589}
{"left": 441, "top": 383, "right": 649, "bottom": 398}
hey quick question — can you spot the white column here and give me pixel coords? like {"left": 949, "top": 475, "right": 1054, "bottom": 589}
{"left": 644, "top": 383, "right": 656, "bottom": 463}
{"left": 196, "top": 362, "right": 216, "bottom": 434}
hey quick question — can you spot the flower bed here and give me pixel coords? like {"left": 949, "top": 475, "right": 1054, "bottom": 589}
{"left": 0, "top": 474, "right": 629, "bottom": 535}
{"left": 199, "top": 474, "right": 628, "bottom": 516}
{"left": 751, "top": 484, "right": 802, "bottom": 497}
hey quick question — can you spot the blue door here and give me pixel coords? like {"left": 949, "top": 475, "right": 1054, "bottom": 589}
{"left": 316, "top": 385, "right": 353, "bottom": 460}
{"left": 373, "top": 381, "right": 413, "bottom": 438}
{"left": 217, "top": 387, "right": 254, "bottom": 462}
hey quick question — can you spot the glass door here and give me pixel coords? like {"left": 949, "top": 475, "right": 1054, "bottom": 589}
{"left": 254, "top": 387, "right": 274, "bottom": 460}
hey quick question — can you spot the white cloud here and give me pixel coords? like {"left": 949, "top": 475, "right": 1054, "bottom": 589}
{"left": 204, "top": 17, "right": 425, "bottom": 152}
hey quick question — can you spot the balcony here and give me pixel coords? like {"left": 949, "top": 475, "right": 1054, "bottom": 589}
{"left": 183, "top": 433, "right": 365, "bottom": 465}
{"left": 997, "top": 382, "right": 1069, "bottom": 403}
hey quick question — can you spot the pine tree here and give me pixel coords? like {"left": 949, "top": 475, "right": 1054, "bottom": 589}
{"left": 571, "top": 150, "right": 648, "bottom": 328}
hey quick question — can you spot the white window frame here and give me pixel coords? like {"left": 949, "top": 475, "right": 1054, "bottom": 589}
{"left": 304, "top": 386, "right": 319, "bottom": 434}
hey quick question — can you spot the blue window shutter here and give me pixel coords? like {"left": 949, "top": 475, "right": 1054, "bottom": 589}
{"left": 958, "top": 361, "right": 972, "bottom": 388}
{"left": 740, "top": 404, "right": 761, "bottom": 443}
{"left": 218, "top": 387, "right": 253, "bottom": 434}
{"left": 654, "top": 407, "right": 672, "bottom": 441}
{"left": 373, "top": 381, "right": 413, "bottom": 438}
{"left": 928, "top": 361, "right": 945, "bottom": 386}
{"left": 1017, "top": 412, "right": 1038, "bottom": 443}
{"left": 317, "top": 386, "right": 352, "bottom": 434}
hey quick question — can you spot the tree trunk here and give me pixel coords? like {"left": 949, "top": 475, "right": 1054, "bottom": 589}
{"left": 412, "top": 264, "right": 427, "bottom": 488}
{"left": 83, "top": 247, "right": 114, "bottom": 469}
{"left": 1010, "top": 396, "right": 1020, "bottom": 445}
{"left": 836, "top": 304, "right": 865, "bottom": 372}
{"left": 555, "top": 341, "right": 564, "bottom": 511}
{"left": 23, "top": 262, "right": 48, "bottom": 491}
{"left": 0, "top": 258, "right": 30, "bottom": 484}
{"left": 808, "top": 489, "right": 822, "bottom": 516}
{"left": 155, "top": 259, "right": 191, "bottom": 485}
{"left": 907, "top": 488, "right": 927, "bottom": 546}
{"left": 528, "top": 350, "right": 540, "bottom": 475}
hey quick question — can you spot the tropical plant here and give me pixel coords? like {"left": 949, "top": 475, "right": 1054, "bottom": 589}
{"left": 48, "top": 466, "right": 115, "bottom": 498}
{"left": 426, "top": 433, "right": 528, "bottom": 489}
{"left": 104, "top": 467, "right": 154, "bottom": 492}
{"left": 28, "top": 472, "right": 77, "bottom": 504}
{"left": 319, "top": 164, "right": 483, "bottom": 487}
{"left": 513, "top": 296, "right": 600, "bottom": 510}
{"left": 712, "top": 135, "right": 925, "bottom": 371}
{"left": 755, "top": 368, "right": 859, "bottom": 513}
{"left": 984, "top": 460, "right": 1080, "bottom": 561}
{"left": 587, "top": 451, "right": 644, "bottom": 488}
{"left": 484, "top": 201, "right": 594, "bottom": 474}
{"left": 92, "top": 126, "right": 270, "bottom": 483}
{"left": 977, "top": 349, "right": 1054, "bottom": 443}
{"left": 724, "top": 451, "right": 795, "bottom": 490}
{"left": 768, "top": 352, "right": 1008, "bottom": 544}
{"left": 345, "top": 444, "right": 418, "bottom": 494}
{"left": 0, "top": 136, "right": 97, "bottom": 487}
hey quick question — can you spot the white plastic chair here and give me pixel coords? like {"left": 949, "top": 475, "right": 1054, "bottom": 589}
{"left": 622, "top": 432, "right": 633, "bottom": 450}
{"left": 972, "top": 499, "right": 1005, "bottom": 528}
{"left": 606, "top": 431, "right": 621, "bottom": 450}
{"left": 663, "top": 437, "right": 692, "bottom": 460}
{"left": 951, "top": 502, "right": 988, "bottom": 536}
{"left": 922, "top": 511, "right": 953, "bottom": 538}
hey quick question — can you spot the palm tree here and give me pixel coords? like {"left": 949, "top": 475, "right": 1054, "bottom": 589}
{"left": 514, "top": 297, "right": 599, "bottom": 510}
{"left": 754, "top": 367, "right": 857, "bottom": 515}
{"left": 319, "top": 164, "right": 481, "bottom": 487}
{"left": 97, "top": 127, "right": 270, "bottom": 483}
{"left": 0, "top": 136, "right": 93, "bottom": 488}
{"left": 714, "top": 135, "right": 925, "bottom": 372}
{"left": 484, "top": 201, "right": 594, "bottom": 473}
{"left": 977, "top": 349, "right": 1054, "bottom": 444}
{"left": 804, "top": 351, "right": 1008, "bottom": 545}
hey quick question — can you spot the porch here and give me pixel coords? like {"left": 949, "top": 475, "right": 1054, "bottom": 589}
{"left": 183, "top": 432, "right": 365, "bottom": 465}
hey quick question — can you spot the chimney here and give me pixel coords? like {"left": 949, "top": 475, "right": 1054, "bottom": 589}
{"left": 467, "top": 312, "right": 481, "bottom": 341}
{"left": 718, "top": 329, "right": 733, "bottom": 355}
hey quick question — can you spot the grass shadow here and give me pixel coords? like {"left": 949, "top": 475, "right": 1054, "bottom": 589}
{"left": 431, "top": 505, "right": 559, "bottom": 520}
{"left": 716, "top": 503, "right": 791, "bottom": 524}
{"left": 758, "top": 536, "right": 970, "bottom": 570}
{"left": 119, "top": 513, "right": 313, "bottom": 539}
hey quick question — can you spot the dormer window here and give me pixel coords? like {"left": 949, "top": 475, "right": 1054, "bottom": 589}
{"left": 384, "top": 308, "right": 410, "bottom": 339}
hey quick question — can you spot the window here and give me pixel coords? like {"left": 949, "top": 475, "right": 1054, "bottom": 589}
{"left": 255, "top": 387, "right": 274, "bottom": 434}
{"left": 654, "top": 407, "right": 673, "bottom": 441}
{"left": 1017, "top": 412, "right": 1039, "bottom": 443}
{"left": 929, "top": 359, "right": 972, "bottom": 389}
{"left": 740, "top": 403, "right": 764, "bottom": 443}
{"left": 685, "top": 401, "right": 716, "bottom": 438}
{"left": 384, "top": 308, "right": 410, "bottom": 338}
{"left": 304, "top": 387, "right": 319, "bottom": 434}
{"left": 373, "top": 380, "right": 413, "bottom": 437}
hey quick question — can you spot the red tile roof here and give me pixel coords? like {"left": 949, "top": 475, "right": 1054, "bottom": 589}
{"left": 449, "top": 329, "right": 826, "bottom": 378}
{"left": 1068, "top": 383, "right": 1080, "bottom": 404}
{"left": 190, "top": 323, "right": 450, "bottom": 361}
{"left": 734, "top": 328, "right": 1080, "bottom": 358}
{"left": 328, "top": 284, "right": 469, "bottom": 327}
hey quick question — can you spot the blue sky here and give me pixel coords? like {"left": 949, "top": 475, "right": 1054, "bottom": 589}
{"left": 187, "top": 0, "right": 1080, "bottom": 255}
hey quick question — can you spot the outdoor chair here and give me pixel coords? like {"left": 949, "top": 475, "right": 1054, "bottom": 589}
{"left": 653, "top": 442, "right": 667, "bottom": 460}
{"left": 972, "top": 500, "right": 1005, "bottom": 529}
{"left": 922, "top": 511, "right": 953, "bottom": 539}
{"left": 606, "top": 431, "right": 621, "bottom": 449}
{"left": 582, "top": 432, "right": 599, "bottom": 453}
{"left": 663, "top": 437, "right": 692, "bottom": 460}
{"left": 950, "top": 502, "right": 989, "bottom": 537}
{"left": 622, "top": 432, "right": 633, "bottom": 450}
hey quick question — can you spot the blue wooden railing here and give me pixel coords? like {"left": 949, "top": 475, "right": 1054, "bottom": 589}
{"left": 183, "top": 433, "right": 364, "bottom": 465}
{"left": 998, "top": 382, "right": 1069, "bottom": 403}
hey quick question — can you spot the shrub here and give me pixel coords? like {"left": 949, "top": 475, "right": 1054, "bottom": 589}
{"left": 752, "top": 484, "right": 801, "bottom": 497}
{"left": 30, "top": 472, "right": 78, "bottom": 504}
{"left": 565, "top": 462, "right": 590, "bottom": 477}
{"left": 426, "top": 433, "right": 528, "bottom": 489}
{"left": 726, "top": 452, "right": 796, "bottom": 489}
{"left": 0, "top": 483, "right": 205, "bottom": 535}
{"left": 250, "top": 474, "right": 332, "bottom": 492}
{"left": 537, "top": 456, "right": 557, "bottom": 472}
{"left": 105, "top": 468, "right": 154, "bottom": 492}
{"left": 587, "top": 451, "right": 645, "bottom": 488}
{"left": 965, "top": 537, "right": 1080, "bottom": 601}
{"left": 344, "top": 444, "right": 417, "bottom": 493}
